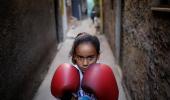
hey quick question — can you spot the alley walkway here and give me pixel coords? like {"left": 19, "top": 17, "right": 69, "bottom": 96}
{"left": 33, "top": 18, "right": 127, "bottom": 100}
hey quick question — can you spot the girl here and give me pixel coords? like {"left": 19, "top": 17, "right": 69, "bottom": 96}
{"left": 69, "top": 32, "right": 100, "bottom": 100}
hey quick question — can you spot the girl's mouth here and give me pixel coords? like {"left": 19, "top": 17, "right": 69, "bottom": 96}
{"left": 80, "top": 67, "right": 87, "bottom": 73}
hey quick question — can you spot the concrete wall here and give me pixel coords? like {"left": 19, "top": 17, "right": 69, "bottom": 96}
{"left": 0, "top": 0, "right": 58, "bottom": 100}
{"left": 121, "top": 0, "right": 170, "bottom": 100}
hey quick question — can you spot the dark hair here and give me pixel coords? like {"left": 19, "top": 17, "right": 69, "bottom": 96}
{"left": 70, "top": 32, "right": 100, "bottom": 64}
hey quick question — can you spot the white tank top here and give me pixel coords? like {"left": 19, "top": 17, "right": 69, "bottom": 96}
{"left": 73, "top": 65, "right": 96, "bottom": 100}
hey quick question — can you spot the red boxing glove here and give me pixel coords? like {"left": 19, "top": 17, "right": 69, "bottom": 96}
{"left": 51, "top": 63, "right": 80, "bottom": 99}
{"left": 82, "top": 63, "right": 119, "bottom": 100}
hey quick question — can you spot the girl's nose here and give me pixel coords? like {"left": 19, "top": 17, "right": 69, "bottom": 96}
{"left": 83, "top": 59, "right": 88, "bottom": 66}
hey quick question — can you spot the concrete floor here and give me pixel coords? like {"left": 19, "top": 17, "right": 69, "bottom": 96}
{"left": 33, "top": 18, "right": 127, "bottom": 100}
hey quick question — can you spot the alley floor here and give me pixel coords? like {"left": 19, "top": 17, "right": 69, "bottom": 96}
{"left": 33, "top": 18, "right": 127, "bottom": 100}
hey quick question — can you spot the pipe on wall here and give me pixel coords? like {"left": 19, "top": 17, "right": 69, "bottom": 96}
{"left": 115, "top": 0, "right": 121, "bottom": 64}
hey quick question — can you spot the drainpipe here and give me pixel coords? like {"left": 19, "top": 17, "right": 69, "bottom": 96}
{"left": 115, "top": 0, "right": 121, "bottom": 64}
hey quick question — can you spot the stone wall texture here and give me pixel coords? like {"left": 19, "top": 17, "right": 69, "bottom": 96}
{"left": 103, "top": 0, "right": 170, "bottom": 99}
{"left": 121, "top": 0, "right": 170, "bottom": 100}
{"left": 0, "top": 0, "right": 58, "bottom": 100}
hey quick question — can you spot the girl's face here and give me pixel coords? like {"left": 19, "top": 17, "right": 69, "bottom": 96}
{"left": 74, "top": 43, "right": 99, "bottom": 73}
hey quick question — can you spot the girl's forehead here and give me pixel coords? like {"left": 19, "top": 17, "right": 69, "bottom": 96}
{"left": 76, "top": 42, "right": 94, "bottom": 49}
{"left": 75, "top": 43, "right": 97, "bottom": 56}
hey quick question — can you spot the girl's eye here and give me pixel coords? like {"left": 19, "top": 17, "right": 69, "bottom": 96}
{"left": 88, "top": 57, "right": 95, "bottom": 60}
{"left": 76, "top": 56, "right": 97, "bottom": 62}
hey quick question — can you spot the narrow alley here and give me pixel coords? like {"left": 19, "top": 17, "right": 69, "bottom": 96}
{"left": 33, "top": 18, "right": 127, "bottom": 100}
{"left": 1, "top": 0, "right": 170, "bottom": 100}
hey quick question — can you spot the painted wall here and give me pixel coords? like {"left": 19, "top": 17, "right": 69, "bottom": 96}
{"left": 87, "top": 0, "right": 94, "bottom": 16}
{"left": 0, "top": 0, "right": 58, "bottom": 100}
{"left": 103, "top": 0, "right": 116, "bottom": 56}
{"left": 72, "top": 0, "right": 82, "bottom": 20}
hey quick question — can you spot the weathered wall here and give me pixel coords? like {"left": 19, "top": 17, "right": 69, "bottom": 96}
{"left": 0, "top": 0, "right": 58, "bottom": 100}
{"left": 121, "top": 0, "right": 170, "bottom": 100}
{"left": 103, "top": 0, "right": 116, "bottom": 54}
